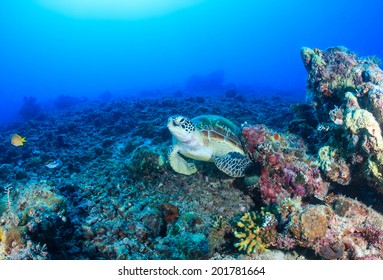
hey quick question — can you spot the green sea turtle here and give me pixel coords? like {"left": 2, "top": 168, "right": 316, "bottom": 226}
{"left": 167, "top": 115, "right": 251, "bottom": 177}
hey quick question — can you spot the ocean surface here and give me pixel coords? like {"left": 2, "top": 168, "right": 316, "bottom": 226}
{"left": 0, "top": 0, "right": 383, "bottom": 260}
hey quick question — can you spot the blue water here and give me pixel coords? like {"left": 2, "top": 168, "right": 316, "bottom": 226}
{"left": 1, "top": 0, "right": 382, "bottom": 123}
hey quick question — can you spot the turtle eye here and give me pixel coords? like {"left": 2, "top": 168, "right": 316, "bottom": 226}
{"left": 179, "top": 118, "right": 185, "bottom": 123}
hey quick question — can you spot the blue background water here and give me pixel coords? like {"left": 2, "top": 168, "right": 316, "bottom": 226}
{"left": 1, "top": 0, "right": 382, "bottom": 123}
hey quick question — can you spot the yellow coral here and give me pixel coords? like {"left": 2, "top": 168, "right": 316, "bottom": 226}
{"left": 344, "top": 93, "right": 383, "bottom": 152}
{"left": 234, "top": 211, "right": 276, "bottom": 254}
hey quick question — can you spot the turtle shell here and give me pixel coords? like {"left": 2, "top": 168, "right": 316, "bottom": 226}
{"left": 191, "top": 115, "right": 243, "bottom": 151}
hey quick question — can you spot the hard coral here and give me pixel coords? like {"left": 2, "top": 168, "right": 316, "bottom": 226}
{"left": 0, "top": 182, "right": 67, "bottom": 259}
{"left": 242, "top": 124, "right": 329, "bottom": 204}
{"left": 325, "top": 195, "right": 383, "bottom": 259}
{"left": 317, "top": 146, "right": 351, "bottom": 185}
{"left": 126, "top": 143, "right": 168, "bottom": 183}
{"left": 233, "top": 192, "right": 383, "bottom": 259}
{"left": 279, "top": 195, "right": 383, "bottom": 259}
{"left": 287, "top": 205, "right": 333, "bottom": 247}
{"left": 302, "top": 46, "right": 383, "bottom": 191}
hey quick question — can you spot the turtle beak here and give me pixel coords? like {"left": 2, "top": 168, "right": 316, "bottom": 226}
{"left": 167, "top": 117, "right": 177, "bottom": 128}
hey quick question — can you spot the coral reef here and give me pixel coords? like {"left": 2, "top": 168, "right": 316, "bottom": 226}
{"left": 5, "top": 95, "right": 295, "bottom": 259}
{"left": 1, "top": 55, "right": 383, "bottom": 260}
{"left": 230, "top": 46, "right": 383, "bottom": 259}
{"left": 301, "top": 46, "right": 383, "bottom": 191}
{"left": 0, "top": 182, "right": 68, "bottom": 259}
{"left": 242, "top": 124, "right": 329, "bottom": 204}
{"left": 243, "top": 195, "right": 383, "bottom": 260}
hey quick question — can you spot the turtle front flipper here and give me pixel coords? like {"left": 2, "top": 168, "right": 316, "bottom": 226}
{"left": 214, "top": 152, "right": 252, "bottom": 177}
{"left": 168, "top": 145, "right": 198, "bottom": 175}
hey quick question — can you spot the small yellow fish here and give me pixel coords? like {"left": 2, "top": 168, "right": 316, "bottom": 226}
{"left": 11, "top": 134, "right": 26, "bottom": 147}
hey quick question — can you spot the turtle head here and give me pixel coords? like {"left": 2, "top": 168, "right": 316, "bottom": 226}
{"left": 167, "top": 116, "right": 195, "bottom": 142}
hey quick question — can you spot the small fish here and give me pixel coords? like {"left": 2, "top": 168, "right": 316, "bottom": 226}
{"left": 11, "top": 134, "right": 26, "bottom": 146}
{"left": 45, "top": 159, "right": 62, "bottom": 169}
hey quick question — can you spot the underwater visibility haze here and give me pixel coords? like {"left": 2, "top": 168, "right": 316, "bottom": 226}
{"left": 0, "top": 0, "right": 383, "bottom": 260}
{"left": 1, "top": 0, "right": 383, "bottom": 122}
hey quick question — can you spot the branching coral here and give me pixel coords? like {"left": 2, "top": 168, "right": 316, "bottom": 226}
{"left": 234, "top": 208, "right": 277, "bottom": 254}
